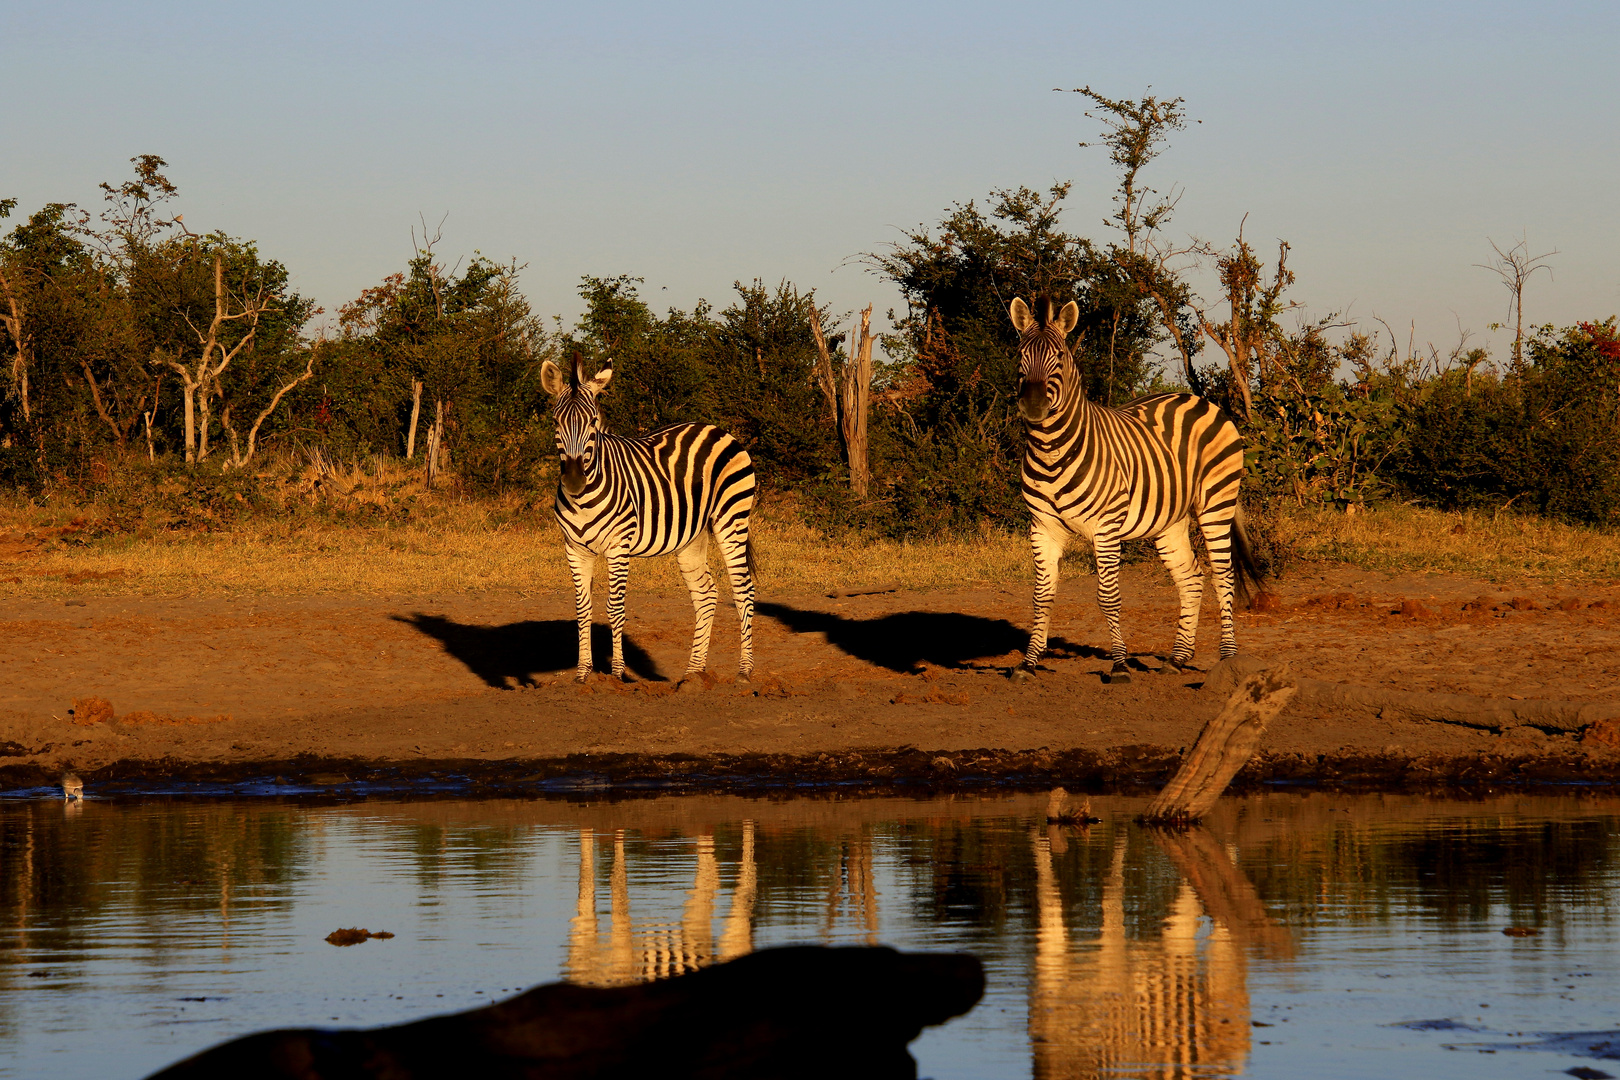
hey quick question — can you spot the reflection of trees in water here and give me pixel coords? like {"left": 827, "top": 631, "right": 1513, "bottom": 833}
{"left": 0, "top": 799, "right": 310, "bottom": 1032}
{"left": 1230, "top": 802, "right": 1620, "bottom": 929}
{"left": 1, "top": 802, "right": 307, "bottom": 944}
{"left": 1028, "top": 823, "right": 1280, "bottom": 1080}
{"left": 387, "top": 821, "right": 531, "bottom": 894}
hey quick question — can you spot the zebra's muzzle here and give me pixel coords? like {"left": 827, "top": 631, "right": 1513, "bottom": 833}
{"left": 1017, "top": 381, "right": 1051, "bottom": 422}
{"left": 560, "top": 455, "right": 587, "bottom": 495}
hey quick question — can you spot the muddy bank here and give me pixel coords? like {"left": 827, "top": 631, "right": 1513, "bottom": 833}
{"left": 4, "top": 561, "right": 1619, "bottom": 797}
{"left": 5, "top": 742, "right": 1619, "bottom": 799}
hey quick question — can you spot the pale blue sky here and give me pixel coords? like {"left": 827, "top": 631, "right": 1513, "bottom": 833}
{"left": 6, "top": 1, "right": 1617, "bottom": 367}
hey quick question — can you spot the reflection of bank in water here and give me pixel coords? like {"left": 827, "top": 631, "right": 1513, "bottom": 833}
{"left": 1031, "top": 825, "right": 1291, "bottom": 1080}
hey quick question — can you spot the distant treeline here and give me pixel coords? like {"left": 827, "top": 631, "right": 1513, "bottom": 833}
{"left": 5, "top": 102, "right": 1620, "bottom": 539}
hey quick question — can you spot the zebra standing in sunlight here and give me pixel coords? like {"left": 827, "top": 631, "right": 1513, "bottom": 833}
{"left": 1010, "top": 296, "right": 1261, "bottom": 682}
{"left": 542, "top": 353, "right": 757, "bottom": 684}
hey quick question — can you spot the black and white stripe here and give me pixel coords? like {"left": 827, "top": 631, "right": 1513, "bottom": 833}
{"left": 1010, "top": 297, "right": 1260, "bottom": 680}
{"left": 542, "top": 354, "right": 757, "bottom": 684}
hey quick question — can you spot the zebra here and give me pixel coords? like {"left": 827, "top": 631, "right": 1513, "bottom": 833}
{"left": 1010, "top": 296, "right": 1261, "bottom": 683}
{"left": 540, "top": 353, "right": 757, "bottom": 685}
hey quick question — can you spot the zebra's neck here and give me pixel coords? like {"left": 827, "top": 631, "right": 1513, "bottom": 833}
{"left": 1024, "top": 374, "right": 1095, "bottom": 462}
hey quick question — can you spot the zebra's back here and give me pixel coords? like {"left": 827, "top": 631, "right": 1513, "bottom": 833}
{"left": 556, "top": 423, "right": 755, "bottom": 558}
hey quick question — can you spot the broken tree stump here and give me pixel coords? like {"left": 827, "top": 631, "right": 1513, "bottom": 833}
{"left": 146, "top": 945, "right": 984, "bottom": 1080}
{"left": 1143, "top": 665, "right": 1298, "bottom": 823}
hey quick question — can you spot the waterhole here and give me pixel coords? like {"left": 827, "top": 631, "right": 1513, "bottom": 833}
{"left": 1, "top": 791, "right": 1617, "bottom": 1078}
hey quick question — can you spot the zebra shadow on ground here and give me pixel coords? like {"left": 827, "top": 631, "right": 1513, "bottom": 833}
{"left": 754, "top": 603, "right": 1102, "bottom": 673}
{"left": 392, "top": 613, "right": 667, "bottom": 688}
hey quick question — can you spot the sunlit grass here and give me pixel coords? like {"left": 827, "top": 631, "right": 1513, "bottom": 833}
{"left": 2, "top": 488, "right": 1616, "bottom": 599}
{"left": 1277, "top": 503, "right": 1620, "bottom": 583}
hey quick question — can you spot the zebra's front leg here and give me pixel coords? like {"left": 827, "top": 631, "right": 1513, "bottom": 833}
{"left": 674, "top": 534, "right": 719, "bottom": 681}
{"left": 1022, "top": 525, "right": 1065, "bottom": 672}
{"left": 1093, "top": 532, "right": 1131, "bottom": 682}
{"left": 566, "top": 546, "right": 596, "bottom": 683}
{"left": 606, "top": 554, "right": 630, "bottom": 681}
{"left": 1154, "top": 524, "right": 1204, "bottom": 670}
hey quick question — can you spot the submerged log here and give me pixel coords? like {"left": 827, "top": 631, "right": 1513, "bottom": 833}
{"left": 147, "top": 945, "right": 985, "bottom": 1080}
{"left": 1144, "top": 665, "right": 1299, "bottom": 823}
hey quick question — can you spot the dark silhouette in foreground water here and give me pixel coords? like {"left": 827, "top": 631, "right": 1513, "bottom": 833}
{"left": 147, "top": 945, "right": 984, "bottom": 1080}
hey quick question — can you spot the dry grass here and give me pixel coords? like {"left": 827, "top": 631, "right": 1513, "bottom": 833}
{"left": 0, "top": 495, "right": 1033, "bottom": 599}
{"left": 3, "top": 484, "right": 1618, "bottom": 600}
{"left": 1278, "top": 504, "right": 1620, "bottom": 584}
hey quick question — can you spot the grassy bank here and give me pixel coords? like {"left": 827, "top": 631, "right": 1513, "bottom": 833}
{"left": 2, "top": 485, "right": 1617, "bottom": 600}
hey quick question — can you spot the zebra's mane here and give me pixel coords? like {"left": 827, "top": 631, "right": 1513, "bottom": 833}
{"left": 1029, "top": 296, "right": 1065, "bottom": 330}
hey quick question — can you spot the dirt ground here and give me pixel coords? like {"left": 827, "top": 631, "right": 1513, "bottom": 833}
{"left": 3, "top": 561, "right": 1620, "bottom": 790}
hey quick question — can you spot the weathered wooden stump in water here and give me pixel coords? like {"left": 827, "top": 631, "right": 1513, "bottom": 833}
{"left": 1143, "top": 664, "right": 1298, "bottom": 823}
{"left": 146, "top": 945, "right": 984, "bottom": 1080}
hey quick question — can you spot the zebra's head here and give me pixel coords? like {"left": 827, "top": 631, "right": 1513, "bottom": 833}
{"left": 540, "top": 353, "right": 613, "bottom": 496}
{"left": 1010, "top": 296, "right": 1080, "bottom": 423}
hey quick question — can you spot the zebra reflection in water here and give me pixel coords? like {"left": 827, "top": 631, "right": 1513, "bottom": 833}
{"left": 1029, "top": 826, "right": 1289, "bottom": 1079}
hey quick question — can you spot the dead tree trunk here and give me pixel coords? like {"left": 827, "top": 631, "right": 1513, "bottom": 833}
{"left": 406, "top": 378, "right": 423, "bottom": 458}
{"left": 0, "top": 264, "right": 30, "bottom": 422}
{"left": 808, "top": 311, "right": 840, "bottom": 428}
{"left": 425, "top": 398, "right": 444, "bottom": 489}
{"left": 1143, "top": 665, "right": 1297, "bottom": 822}
{"left": 809, "top": 304, "right": 876, "bottom": 499}
{"left": 840, "top": 306, "right": 875, "bottom": 499}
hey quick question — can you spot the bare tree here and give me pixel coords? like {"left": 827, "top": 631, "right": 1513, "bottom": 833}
{"left": 1060, "top": 86, "right": 1207, "bottom": 392}
{"left": 166, "top": 252, "right": 278, "bottom": 463}
{"left": 220, "top": 342, "right": 319, "bottom": 469}
{"left": 0, "top": 261, "right": 29, "bottom": 423}
{"left": 0, "top": 197, "right": 30, "bottom": 423}
{"left": 1476, "top": 235, "right": 1556, "bottom": 373}
{"left": 809, "top": 303, "right": 877, "bottom": 498}
{"left": 1188, "top": 225, "right": 1299, "bottom": 421}
{"left": 841, "top": 306, "right": 876, "bottom": 498}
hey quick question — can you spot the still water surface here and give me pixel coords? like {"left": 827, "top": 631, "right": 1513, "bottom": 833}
{"left": 2, "top": 790, "right": 1617, "bottom": 1079}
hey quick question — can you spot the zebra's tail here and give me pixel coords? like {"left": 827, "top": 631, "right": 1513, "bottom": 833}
{"left": 1230, "top": 503, "right": 1265, "bottom": 609}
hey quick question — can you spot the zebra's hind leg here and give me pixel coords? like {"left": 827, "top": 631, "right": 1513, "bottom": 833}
{"left": 606, "top": 554, "right": 631, "bottom": 681}
{"left": 674, "top": 532, "right": 719, "bottom": 682}
{"left": 1093, "top": 531, "right": 1131, "bottom": 682}
{"left": 1153, "top": 523, "right": 1204, "bottom": 669}
{"left": 565, "top": 545, "right": 596, "bottom": 683}
{"left": 715, "top": 523, "right": 756, "bottom": 682}
{"left": 1198, "top": 510, "right": 1241, "bottom": 659}
{"left": 1021, "top": 525, "right": 1066, "bottom": 673}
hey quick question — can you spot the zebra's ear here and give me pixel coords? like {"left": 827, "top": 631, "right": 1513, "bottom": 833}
{"left": 1055, "top": 300, "right": 1080, "bottom": 337}
{"left": 540, "top": 360, "right": 565, "bottom": 397}
{"left": 586, "top": 358, "right": 614, "bottom": 395}
{"left": 1009, "top": 297, "right": 1034, "bottom": 333}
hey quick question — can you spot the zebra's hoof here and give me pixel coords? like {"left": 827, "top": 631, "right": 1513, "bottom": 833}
{"left": 1104, "top": 668, "right": 1132, "bottom": 685}
{"left": 574, "top": 673, "right": 589, "bottom": 685}
{"left": 1009, "top": 666, "right": 1035, "bottom": 682}
{"left": 677, "top": 677, "right": 703, "bottom": 695}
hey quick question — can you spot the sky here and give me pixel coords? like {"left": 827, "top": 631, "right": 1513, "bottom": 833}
{"left": 5, "top": 0, "right": 1618, "bottom": 370}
